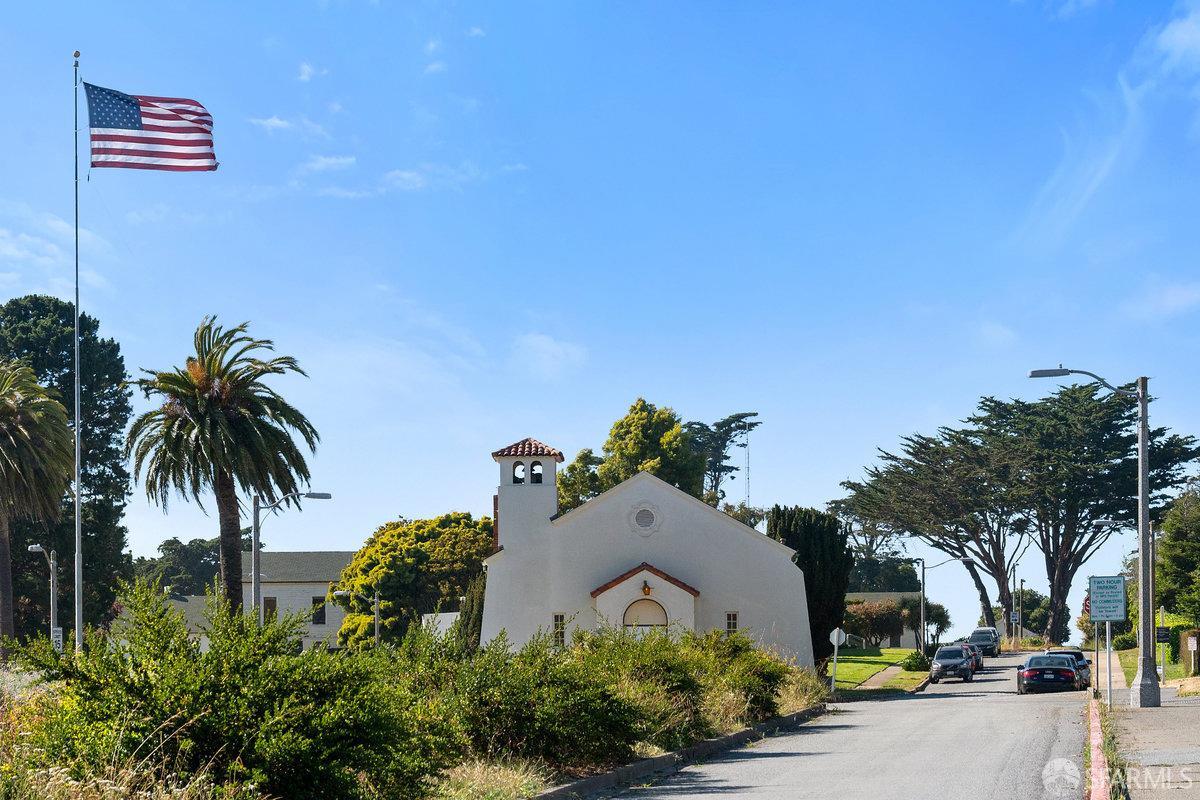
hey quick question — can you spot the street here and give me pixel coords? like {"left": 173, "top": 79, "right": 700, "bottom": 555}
{"left": 609, "top": 653, "right": 1087, "bottom": 800}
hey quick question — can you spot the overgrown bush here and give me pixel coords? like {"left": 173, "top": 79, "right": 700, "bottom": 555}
{"left": 900, "top": 650, "right": 931, "bottom": 671}
{"left": 11, "top": 580, "right": 458, "bottom": 800}
{"left": 1112, "top": 631, "right": 1138, "bottom": 651}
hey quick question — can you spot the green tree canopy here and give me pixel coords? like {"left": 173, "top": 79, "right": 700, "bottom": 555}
{"left": 334, "top": 512, "right": 493, "bottom": 648}
{"left": 684, "top": 412, "right": 760, "bottom": 504}
{"left": 558, "top": 399, "right": 705, "bottom": 512}
{"left": 842, "top": 599, "right": 902, "bottom": 647}
{"left": 847, "top": 555, "right": 921, "bottom": 592}
{"left": 0, "top": 360, "right": 73, "bottom": 638}
{"left": 766, "top": 505, "right": 855, "bottom": 662}
{"left": 127, "top": 318, "right": 319, "bottom": 610}
{"left": 0, "top": 295, "right": 133, "bottom": 636}
{"left": 1158, "top": 489, "right": 1200, "bottom": 625}
{"left": 134, "top": 530, "right": 254, "bottom": 597}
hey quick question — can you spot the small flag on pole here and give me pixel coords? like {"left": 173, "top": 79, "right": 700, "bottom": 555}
{"left": 83, "top": 82, "right": 216, "bottom": 171}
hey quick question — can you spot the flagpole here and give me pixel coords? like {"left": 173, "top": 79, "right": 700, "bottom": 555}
{"left": 72, "top": 50, "right": 84, "bottom": 652}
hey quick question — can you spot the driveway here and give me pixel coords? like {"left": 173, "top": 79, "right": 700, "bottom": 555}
{"left": 608, "top": 652, "right": 1087, "bottom": 800}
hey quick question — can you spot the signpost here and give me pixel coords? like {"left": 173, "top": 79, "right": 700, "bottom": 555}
{"left": 50, "top": 626, "right": 63, "bottom": 653}
{"left": 1090, "top": 576, "right": 1127, "bottom": 709}
{"left": 829, "top": 627, "right": 847, "bottom": 694}
{"left": 1189, "top": 635, "right": 1197, "bottom": 678}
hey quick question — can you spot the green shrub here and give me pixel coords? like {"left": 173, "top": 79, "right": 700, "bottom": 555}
{"left": 13, "top": 580, "right": 457, "bottom": 800}
{"left": 900, "top": 650, "right": 931, "bottom": 671}
{"left": 1112, "top": 631, "right": 1138, "bottom": 651}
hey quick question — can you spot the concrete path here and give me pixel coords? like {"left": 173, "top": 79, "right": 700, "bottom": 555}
{"left": 606, "top": 653, "right": 1087, "bottom": 800}
{"left": 856, "top": 663, "right": 901, "bottom": 688}
{"left": 1116, "top": 685, "right": 1200, "bottom": 799}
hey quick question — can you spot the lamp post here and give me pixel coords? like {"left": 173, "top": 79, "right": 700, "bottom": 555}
{"left": 1029, "top": 366, "right": 1159, "bottom": 707}
{"left": 251, "top": 491, "right": 332, "bottom": 625}
{"left": 27, "top": 544, "right": 58, "bottom": 649}
{"left": 909, "top": 556, "right": 973, "bottom": 652}
{"left": 1019, "top": 578, "right": 1025, "bottom": 641}
{"left": 333, "top": 586, "right": 380, "bottom": 645}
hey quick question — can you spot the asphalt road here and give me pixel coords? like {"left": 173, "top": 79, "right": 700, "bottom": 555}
{"left": 609, "top": 652, "right": 1087, "bottom": 800}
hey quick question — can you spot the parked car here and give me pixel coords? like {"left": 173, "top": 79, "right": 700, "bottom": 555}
{"left": 964, "top": 643, "right": 984, "bottom": 670}
{"left": 969, "top": 628, "right": 1000, "bottom": 657}
{"left": 1017, "top": 655, "right": 1079, "bottom": 694}
{"left": 931, "top": 646, "right": 975, "bottom": 683}
{"left": 1045, "top": 648, "right": 1091, "bottom": 690}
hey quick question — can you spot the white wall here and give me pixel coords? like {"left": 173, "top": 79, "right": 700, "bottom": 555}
{"left": 241, "top": 581, "right": 344, "bottom": 650}
{"left": 482, "top": 471, "right": 814, "bottom": 665}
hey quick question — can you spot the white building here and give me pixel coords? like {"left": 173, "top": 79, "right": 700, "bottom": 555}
{"left": 240, "top": 550, "right": 354, "bottom": 650}
{"left": 480, "top": 438, "right": 815, "bottom": 665}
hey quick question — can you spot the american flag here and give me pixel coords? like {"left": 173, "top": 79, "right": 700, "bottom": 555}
{"left": 83, "top": 82, "right": 217, "bottom": 171}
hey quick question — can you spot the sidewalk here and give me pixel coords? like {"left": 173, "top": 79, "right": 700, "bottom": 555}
{"left": 1113, "top": 680, "right": 1200, "bottom": 799}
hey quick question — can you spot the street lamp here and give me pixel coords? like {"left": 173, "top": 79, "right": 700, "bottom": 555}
{"left": 333, "top": 586, "right": 380, "bottom": 645}
{"left": 27, "top": 544, "right": 59, "bottom": 650}
{"left": 908, "top": 556, "right": 973, "bottom": 652}
{"left": 1030, "top": 365, "right": 1158, "bottom": 707}
{"left": 251, "top": 491, "right": 332, "bottom": 625}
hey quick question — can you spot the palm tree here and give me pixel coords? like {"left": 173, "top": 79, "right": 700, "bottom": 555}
{"left": 127, "top": 318, "right": 318, "bottom": 610}
{"left": 0, "top": 361, "right": 72, "bottom": 639}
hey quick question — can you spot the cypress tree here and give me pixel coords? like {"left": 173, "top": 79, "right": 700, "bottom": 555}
{"left": 767, "top": 505, "right": 855, "bottom": 663}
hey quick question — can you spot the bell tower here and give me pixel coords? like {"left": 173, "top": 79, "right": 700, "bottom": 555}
{"left": 492, "top": 437, "right": 563, "bottom": 550}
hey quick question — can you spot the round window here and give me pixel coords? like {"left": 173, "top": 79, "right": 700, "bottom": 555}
{"left": 628, "top": 503, "right": 662, "bottom": 536}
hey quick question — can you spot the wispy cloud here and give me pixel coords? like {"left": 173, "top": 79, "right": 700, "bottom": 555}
{"left": 297, "top": 61, "right": 328, "bottom": 82}
{"left": 318, "top": 160, "right": 522, "bottom": 200}
{"left": 249, "top": 115, "right": 292, "bottom": 131}
{"left": 466, "top": 26, "right": 486, "bottom": 38}
{"left": 1155, "top": 6, "right": 1200, "bottom": 74}
{"left": 1124, "top": 279, "right": 1200, "bottom": 320}
{"left": 424, "top": 39, "right": 441, "bottom": 55}
{"left": 327, "top": 100, "right": 344, "bottom": 114}
{"left": 248, "top": 115, "right": 329, "bottom": 139}
{"left": 298, "top": 154, "right": 356, "bottom": 174}
{"left": 975, "top": 320, "right": 1017, "bottom": 348}
{"left": 0, "top": 201, "right": 110, "bottom": 293}
{"left": 424, "top": 60, "right": 447, "bottom": 75}
{"left": 510, "top": 334, "right": 587, "bottom": 381}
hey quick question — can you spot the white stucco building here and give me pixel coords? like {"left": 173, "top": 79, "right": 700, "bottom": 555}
{"left": 480, "top": 438, "right": 815, "bottom": 665}
{"left": 240, "top": 550, "right": 354, "bottom": 650}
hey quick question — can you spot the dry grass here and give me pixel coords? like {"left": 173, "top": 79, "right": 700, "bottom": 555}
{"left": 432, "top": 759, "right": 549, "bottom": 800}
{"left": 776, "top": 667, "right": 828, "bottom": 715}
{"left": 1178, "top": 676, "right": 1200, "bottom": 697}
{"left": 0, "top": 766, "right": 227, "bottom": 800}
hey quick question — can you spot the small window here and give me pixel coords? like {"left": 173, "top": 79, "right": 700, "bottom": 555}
{"left": 553, "top": 613, "right": 566, "bottom": 647}
{"left": 311, "top": 597, "right": 326, "bottom": 625}
{"left": 726, "top": 612, "right": 738, "bottom": 635}
{"left": 531, "top": 461, "right": 543, "bottom": 484}
{"left": 513, "top": 461, "right": 526, "bottom": 484}
{"left": 263, "top": 596, "right": 278, "bottom": 621}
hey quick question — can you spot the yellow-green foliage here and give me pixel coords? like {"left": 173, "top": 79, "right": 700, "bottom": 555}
{"left": 335, "top": 512, "right": 493, "bottom": 647}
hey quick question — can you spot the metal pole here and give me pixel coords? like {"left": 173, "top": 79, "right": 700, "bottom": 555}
{"left": 830, "top": 637, "right": 839, "bottom": 694}
{"left": 1131, "top": 376, "right": 1161, "bottom": 707}
{"left": 1019, "top": 578, "right": 1025, "bottom": 642}
{"left": 1159, "top": 606, "right": 1165, "bottom": 684}
{"left": 49, "top": 550, "right": 58, "bottom": 641}
{"left": 373, "top": 588, "right": 380, "bottom": 645}
{"left": 1107, "top": 620, "right": 1113, "bottom": 709}
{"left": 72, "top": 51, "right": 84, "bottom": 653}
{"left": 1094, "top": 621, "right": 1099, "bottom": 692}
{"left": 919, "top": 559, "right": 925, "bottom": 654}
{"left": 252, "top": 496, "right": 261, "bottom": 624}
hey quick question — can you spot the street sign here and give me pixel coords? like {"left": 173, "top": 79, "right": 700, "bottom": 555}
{"left": 1155, "top": 626, "right": 1170, "bottom": 644}
{"left": 1189, "top": 636, "right": 1197, "bottom": 652}
{"left": 829, "top": 627, "right": 847, "bottom": 646}
{"left": 50, "top": 626, "right": 63, "bottom": 653}
{"left": 1088, "top": 576, "right": 1127, "bottom": 622}
{"left": 1010, "top": 611, "right": 1019, "bottom": 623}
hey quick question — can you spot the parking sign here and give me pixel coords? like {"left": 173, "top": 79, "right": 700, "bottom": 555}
{"left": 1088, "top": 576, "right": 1127, "bottom": 622}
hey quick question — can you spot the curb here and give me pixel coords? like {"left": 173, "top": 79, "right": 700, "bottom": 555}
{"left": 911, "top": 676, "right": 931, "bottom": 693}
{"left": 1088, "top": 696, "right": 1110, "bottom": 800}
{"left": 537, "top": 704, "right": 827, "bottom": 799}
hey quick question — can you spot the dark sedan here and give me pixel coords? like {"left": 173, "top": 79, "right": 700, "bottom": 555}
{"left": 1016, "top": 655, "right": 1079, "bottom": 694}
{"left": 930, "top": 646, "right": 975, "bottom": 683}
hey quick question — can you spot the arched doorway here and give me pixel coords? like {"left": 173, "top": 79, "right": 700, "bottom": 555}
{"left": 623, "top": 598, "right": 668, "bottom": 629}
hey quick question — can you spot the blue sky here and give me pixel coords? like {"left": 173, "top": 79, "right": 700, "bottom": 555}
{"left": 2, "top": 2, "right": 1199, "bottom": 639}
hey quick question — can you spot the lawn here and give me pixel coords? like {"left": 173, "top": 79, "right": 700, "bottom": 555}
{"left": 881, "top": 669, "right": 928, "bottom": 691}
{"left": 1116, "top": 648, "right": 1189, "bottom": 686}
{"left": 831, "top": 647, "right": 915, "bottom": 689}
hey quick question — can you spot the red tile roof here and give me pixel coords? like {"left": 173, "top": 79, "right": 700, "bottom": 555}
{"left": 590, "top": 562, "right": 700, "bottom": 598}
{"left": 491, "top": 437, "right": 565, "bottom": 462}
